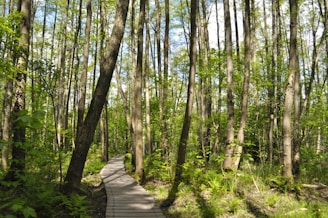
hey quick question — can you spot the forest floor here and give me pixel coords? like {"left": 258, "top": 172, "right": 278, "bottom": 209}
{"left": 83, "top": 174, "right": 107, "bottom": 218}
{"left": 139, "top": 156, "right": 328, "bottom": 218}
{"left": 144, "top": 178, "right": 328, "bottom": 218}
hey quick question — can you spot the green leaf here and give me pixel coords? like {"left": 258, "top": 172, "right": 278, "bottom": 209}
{"left": 22, "top": 207, "right": 37, "bottom": 218}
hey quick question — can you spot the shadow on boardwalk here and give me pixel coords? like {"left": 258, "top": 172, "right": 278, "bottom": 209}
{"left": 100, "top": 156, "right": 166, "bottom": 218}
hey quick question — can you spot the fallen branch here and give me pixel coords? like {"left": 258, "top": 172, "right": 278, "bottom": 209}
{"left": 302, "top": 183, "right": 327, "bottom": 189}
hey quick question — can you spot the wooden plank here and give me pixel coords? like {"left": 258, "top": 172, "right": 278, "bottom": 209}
{"left": 100, "top": 155, "right": 166, "bottom": 218}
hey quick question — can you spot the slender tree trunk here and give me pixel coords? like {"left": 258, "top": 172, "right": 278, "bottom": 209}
{"left": 161, "top": 0, "right": 197, "bottom": 207}
{"left": 130, "top": 0, "right": 137, "bottom": 166}
{"left": 223, "top": 0, "right": 235, "bottom": 170}
{"left": 197, "top": 0, "right": 211, "bottom": 161}
{"left": 269, "top": 0, "right": 278, "bottom": 164}
{"left": 1, "top": 79, "right": 13, "bottom": 170}
{"left": 162, "top": 0, "right": 169, "bottom": 157}
{"left": 155, "top": 0, "right": 165, "bottom": 155}
{"left": 63, "top": 0, "right": 130, "bottom": 193}
{"left": 101, "top": 103, "right": 109, "bottom": 162}
{"left": 77, "top": 0, "right": 92, "bottom": 137}
{"left": 212, "top": 0, "right": 222, "bottom": 155}
{"left": 144, "top": 0, "right": 152, "bottom": 153}
{"left": 233, "top": 0, "right": 251, "bottom": 170}
{"left": 282, "top": 0, "right": 298, "bottom": 179}
{"left": 1, "top": 1, "right": 15, "bottom": 170}
{"left": 40, "top": 0, "right": 48, "bottom": 58}
{"left": 56, "top": 0, "right": 69, "bottom": 149}
{"left": 233, "top": 0, "right": 240, "bottom": 62}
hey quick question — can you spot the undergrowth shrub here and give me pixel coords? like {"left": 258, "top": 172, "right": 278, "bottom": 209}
{"left": 0, "top": 177, "right": 91, "bottom": 218}
{"left": 144, "top": 150, "right": 173, "bottom": 182}
{"left": 300, "top": 147, "right": 328, "bottom": 184}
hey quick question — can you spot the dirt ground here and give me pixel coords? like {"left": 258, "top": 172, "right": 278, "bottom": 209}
{"left": 86, "top": 183, "right": 107, "bottom": 218}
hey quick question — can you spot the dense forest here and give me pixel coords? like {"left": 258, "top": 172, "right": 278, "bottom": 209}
{"left": 1, "top": 0, "right": 328, "bottom": 217}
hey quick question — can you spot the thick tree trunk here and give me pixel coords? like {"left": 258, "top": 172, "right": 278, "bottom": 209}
{"left": 133, "top": 0, "right": 145, "bottom": 184}
{"left": 223, "top": 0, "right": 235, "bottom": 170}
{"left": 63, "top": 0, "right": 129, "bottom": 193}
{"left": 282, "top": 0, "right": 298, "bottom": 179}
{"left": 6, "top": 0, "right": 31, "bottom": 182}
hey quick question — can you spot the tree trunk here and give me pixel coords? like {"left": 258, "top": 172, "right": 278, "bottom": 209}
{"left": 5, "top": 0, "right": 31, "bottom": 182}
{"left": 161, "top": 0, "right": 197, "bottom": 207}
{"left": 233, "top": 0, "right": 240, "bottom": 62}
{"left": 282, "top": 0, "right": 298, "bottom": 179}
{"left": 197, "top": 0, "right": 211, "bottom": 161}
{"left": 77, "top": 0, "right": 92, "bottom": 136}
{"left": 223, "top": 0, "right": 235, "bottom": 170}
{"left": 1, "top": 79, "right": 13, "bottom": 170}
{"left": 212, "top": 0, "right": 223, "bottom": 155}
{"left": 144, "top": 0, "right": 152, "bottom": 153}
{"left": 161, "top": 0, "right": 169, "bottom": 157}
{"left": 269, "top": 0, "right": 278, "bottom": 164}
{"left": 133, "top": 0, "right": 146, "bottom": 184}
{"left": 56, "top": 0, "right": 69, "bottom": 149}
{"left": 130, "top": 0, "right": 137, "bottom": 166}
{"left": 233, "top": 0, "right": 251, "bottom": 170}
{"left": 101, "top": 104, "right": 109, "bottom": 162}
{"left": 63, "top": 0, "right": 130, "bottom": 193}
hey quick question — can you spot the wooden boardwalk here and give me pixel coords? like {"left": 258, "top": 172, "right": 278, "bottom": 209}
{"left": 100, "top": 156, "right": 165, "bottom": 218}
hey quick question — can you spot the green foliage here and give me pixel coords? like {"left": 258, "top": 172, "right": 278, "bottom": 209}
{"left": 0, "top": 12, "right": 23, "bottom": 80}
{"left": 0, "top": 199, "right": 37, "bottom": 218}
{"left": 61, "top": 194, "right": 90, "bottom": 217}
{"left": 269, "top": 176, "right": 301, "bottom": 193}
{"left": 124, "top": 152, "right": 134, "bottom": 173}
{"left": 144, "top": 150, "right": 173, "bottom": 182}
{"left": 0, "top": 147, "right": 94, "bottom": 217}
{"left": 16, "top": 110, "right": 45, "bottom": 130}
{"left": 300, "top": 147, "right": 328, "bottom": 184}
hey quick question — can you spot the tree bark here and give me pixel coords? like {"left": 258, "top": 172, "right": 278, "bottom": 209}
{"left": 212, "top": 0, "right": 223, "bottom": 155}
{"left": 100, "top": 104, "right": 109, "bottom": 162}
{"left": 223, "top": 0, "right": 235, "bottom": 170}
{"left": 233, "top": 0, "right": 251, "bottom": 170}
{"left": 282, "top": 0, "right": 299, "bottom": 179}
{"left": 144, "top": 0, "right": 152, "bottom": 153}
{"left": 161, "top": 0, "right": 169, "bottom": 157}
{"left": 130, "top": 0, "right": 137, "bottom": 166}
{"left": 5, "top": 0, "right": 31, "bottom": 182}
{"left": 1, "top": 78, "right": 13, "bottom": 170}
{"left": 269, "top": 0, "right": 278, "bottom": 164}
{"left": 77, "top": 0, "right": 92, "bottom": 136}
{"left": 133, "top": 0, "right": 145, "bottom": 184}
{"left": 63, "top": 0, "right": 130, "bottom": 193}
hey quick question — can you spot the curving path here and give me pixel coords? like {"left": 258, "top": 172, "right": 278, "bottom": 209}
{"left": 100, "top": 155, "right": 165, "bottom": 218}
